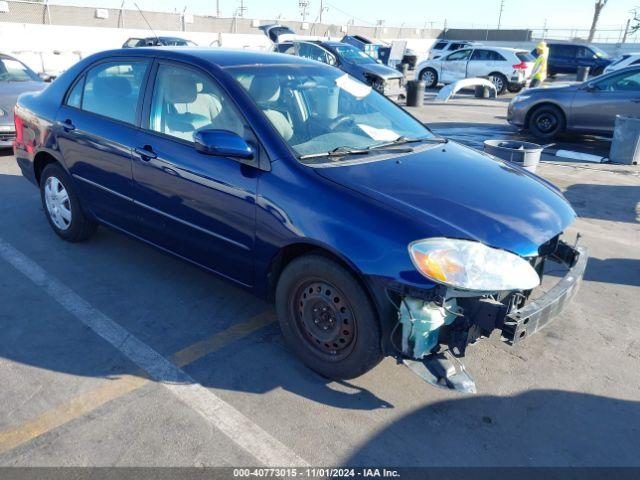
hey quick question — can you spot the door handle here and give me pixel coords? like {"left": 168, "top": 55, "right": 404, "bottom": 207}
{"left": 134, "top": 145, "right": 158, "bottom": 160}
{"left": 60, "top": 119, "right": 75, "bottom": 132}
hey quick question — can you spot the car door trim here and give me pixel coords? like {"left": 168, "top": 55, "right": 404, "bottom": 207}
{"left": 73, "top": 173, "right": 250, "bottom": 251}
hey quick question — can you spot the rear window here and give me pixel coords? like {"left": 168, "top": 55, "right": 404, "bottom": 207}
{"left": 516, "top": 52, "right": 535, "bottom": 62}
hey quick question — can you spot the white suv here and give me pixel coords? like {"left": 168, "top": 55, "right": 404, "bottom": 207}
{"left": 416, "top": 46, "right": 535, "bottom": 94}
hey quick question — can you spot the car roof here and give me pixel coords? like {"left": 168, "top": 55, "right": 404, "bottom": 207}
{"left": 89, "top": 47, "right": 323, "bottom": 68}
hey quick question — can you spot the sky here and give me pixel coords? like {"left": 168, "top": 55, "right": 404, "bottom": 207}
{"left": 56, "top": 0, "right": 639, "bottom": 31}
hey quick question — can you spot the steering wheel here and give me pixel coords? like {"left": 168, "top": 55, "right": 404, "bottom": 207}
{"left": 329, "top": 114, "right": 356, "bottom": 131}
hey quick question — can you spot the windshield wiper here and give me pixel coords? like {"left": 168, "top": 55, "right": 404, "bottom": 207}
{"left": 367, "top": 135, "right": 448, "bottom": 150}
{"left": 299, "top": 145, "right": 372, "bottom": 160}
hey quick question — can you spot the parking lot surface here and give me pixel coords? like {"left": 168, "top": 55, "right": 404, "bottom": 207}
{"left": 1, "top": 96, "right": 639, "bottom": 466}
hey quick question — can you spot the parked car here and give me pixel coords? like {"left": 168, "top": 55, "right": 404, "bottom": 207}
{"left": 123, "top": 37, "right": 198, "bottom": 48}
{"left": 534, "top": 43, "right": 612, "bottom": 77}
{"left": 603, "top": 52, "right": 640, "bottom": 74}
{"left": 14, "top": 48, "right": 585, "bottom": 383}
{"left": 428, "top": 40, "right": 478, "bottom": 60}
{"left": 258, "top": 24, "right": 297, "bottom": 43}
{"left": 508, "top": 65, "right": 640, "bottom": 138}
{"left": 0, "top": 53, "right": 47, "bottom": 148}
{"left": 416, "top": 46, "right": 534, "bottom": 94}
{"left": 341, "top": 35, "right": 418, "bottom": 69}
{"left": 281, "top": 41, "right": 406, "bottom": 100}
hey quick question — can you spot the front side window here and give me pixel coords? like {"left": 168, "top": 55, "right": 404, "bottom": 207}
{"left": 297, "top": 43, "right": 333, "bottom": 64}
{"left": 81, "top": 60, "right": 149, "bottom": 124}
{"left": 593, "top": 70, "right": 640, "bottom": 92}
{"left": 0, "top": 57, "right": 41, "bottom": 82}
{"left": 446, "top": 49, "right": 472, "bottom": 61}
{"left": 149, "top": 64, "right": 245, "bottom": 142}
{"left": 227, "top": 65, "right": 433, "bottom": 160}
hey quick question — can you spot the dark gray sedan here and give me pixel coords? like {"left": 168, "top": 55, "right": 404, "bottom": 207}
{"left": 508, "top": 66, "right": 640, "bottom": 138}
{"left": 0, "top": 53, "right": 47, "bottom": 147}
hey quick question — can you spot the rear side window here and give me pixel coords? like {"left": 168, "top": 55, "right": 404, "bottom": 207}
{"left": 433, "top": 42, "right": 448, "bottom": 50}
{"left": 632, "top": 59, "right": 640, "bottom": 66}
{"left": 450, "top": 43, "right": 466, "bottom": 51}
{"left": 66, "top": 76, "right": 84, "bottom": 108}
{"left": 471, "top": 50, "right": 506, "bottom": 61}
{"left": 516, "top": 52, "right": 535, "bottom": 62}
{"left": 81, "top": 60, "right": 149, "bottom": 124}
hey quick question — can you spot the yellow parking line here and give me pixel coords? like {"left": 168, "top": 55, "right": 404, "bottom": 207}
{"left": 0, "top": 310, "right": 276, "bottom": 455}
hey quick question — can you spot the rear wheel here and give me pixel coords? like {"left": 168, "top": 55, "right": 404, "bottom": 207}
{"left": 420, "top": 68, "right": 438, "bottom": 89}
{"left": 40, "top": 163, "right": 97, "bottom": 242}
{"left": 528, "top": 104, "right": 566, "bottom": 139}
{"left": 275, "top": 254, "right": 383, "bottom": 379}
{"left": 488, "top": 72, "right": 508, "bottom": 95}
{"left": 507, "top": 84, "right": 524, "bottom": 93}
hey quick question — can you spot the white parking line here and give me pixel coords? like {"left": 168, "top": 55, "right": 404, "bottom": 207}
{"left": 0, "top": 237, "right": 307, "bottom": 467}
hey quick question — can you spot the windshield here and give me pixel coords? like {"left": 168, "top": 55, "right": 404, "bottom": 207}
{"left": 332, "top": 45, "right": 377, "bottom": 65}
{"left": 226, "top": 64, "right": 433, "bottom": 160}
{"left": 0, "top": 58, "right": 41, "bottom": 82}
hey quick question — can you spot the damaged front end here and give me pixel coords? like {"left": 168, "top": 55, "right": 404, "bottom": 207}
{"left": 388, "top": 236, "right": 587, "bottom": 393}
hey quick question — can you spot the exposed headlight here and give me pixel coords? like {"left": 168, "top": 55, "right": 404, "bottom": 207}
{"left": 408, "top": 238, "right": 540, "bottom": 291}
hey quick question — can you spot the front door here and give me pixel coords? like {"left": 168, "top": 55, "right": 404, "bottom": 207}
{"left": 55, "top": 58, "right": 150, "bottom": 229}
{"left": 571, "top": 69, "right": 640, "bottom": 133}
{"left": 441, "top": 49, "right": 472, "bottom": 83}
{"left": 131, "top": 61, "right": 260, "bottom": 286}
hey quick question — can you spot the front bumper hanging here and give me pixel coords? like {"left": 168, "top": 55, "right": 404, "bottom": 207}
{"left": 502, "top": 241, "right": 588, "bottom": 345}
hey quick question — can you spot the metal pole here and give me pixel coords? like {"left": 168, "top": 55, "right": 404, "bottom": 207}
{"left": 319, "top": 0, "right": 323, "bottom": 24}
{"left": 216, "top": 0, "right": 220, "bottom": 17}
{"left": 497, "top": 0, "right": 504, "bottom": 30}
{"left": 622, "top": 18, "right": 631, "bottom": 44}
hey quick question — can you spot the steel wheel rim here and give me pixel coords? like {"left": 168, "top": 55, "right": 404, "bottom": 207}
{"left": 292, "top": 280, "right": 357, "bottom": 360}
{"left": 44, "top": 176, "right": 72, "bottom": 231}
{"left": 536, "top": 113, "right": 557, "bottom": 133}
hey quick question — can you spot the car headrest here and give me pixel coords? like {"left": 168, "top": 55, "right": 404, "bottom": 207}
{"left": 164, "top": 73, "right": 197, "bottom": 104}
{"left": 93, "top": 76, "right": 131, "bottom": 98}
{"left": 249, "top": 75, "right": 281, "bottom": 103}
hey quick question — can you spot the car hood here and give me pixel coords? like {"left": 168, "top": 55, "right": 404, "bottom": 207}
{"left": 314, "top": 141, "right": 576, "bottom": 257}
{"left": 357, "top": 63, "right": 403, "bottom": 79}
{"left": 0, "top": 81, "right": 47, "bottom": 122}
{"left": 529, "top": 83, "right": 579, "bottom": 94}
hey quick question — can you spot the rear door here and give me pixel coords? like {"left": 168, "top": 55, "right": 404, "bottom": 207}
{"left": 441, "top": 49, "right": 472, "bottom": 83}
{"left": 131, "top": 60, "right": 260, "bottom": 286}
{"left": 467, "top": 49, "right": 506, "bottom": 78}
{"left": 570, "top": 69, "right": 640, "bottom": 133}
{"left": 55, "top": 58, "right": 150, "bottom": 229}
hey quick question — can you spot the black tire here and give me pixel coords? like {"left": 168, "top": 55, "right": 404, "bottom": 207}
{"left": 275, "top": 254, "right": 383, "bottom": 379}
{"left": 528, "top": 104, "right": 566, "bottom": 139}
{"left": 40, "top": 163, "right": 97, "bottom": 242}
{"left": 419, "top": 68, "right": 438, "bottom": 89}
{"left": 507, "top": 84, "right": 524, "bottom": 93}
{"left": 488, "top": 72, "right": 508, "bottom": 95}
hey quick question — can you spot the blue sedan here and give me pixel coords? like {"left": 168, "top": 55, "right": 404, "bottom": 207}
{"left": 13, "top": 48, "right": 586, "bottom": 385}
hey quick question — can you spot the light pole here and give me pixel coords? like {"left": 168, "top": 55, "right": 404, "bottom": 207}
{"left": 497, "top": 0, "right": 505, "bottom": 30}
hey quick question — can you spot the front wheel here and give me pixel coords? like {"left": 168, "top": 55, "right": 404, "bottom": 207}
{"left": 40, "top": 163, "right": 97, "bottom": 242}
{"left": 275, "top": 254, "right": 383, "bottom": 379}
{"left": 419, "top": 68, "right": 438, "bottom": 89}
{"left": 528, "top": 105, "right": 566, "bottom": 139}
{"left": 507, "top": 84, "right": 524, "bottom": 93}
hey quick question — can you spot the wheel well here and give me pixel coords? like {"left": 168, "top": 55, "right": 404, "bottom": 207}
{"left": 525, "top": 102, "right": 566, "bottom": 129}
{"left": 33, "top": 151, "right": 60, "bottom": 185}
{"left": 488, "top": 71, "right": 506, "bottom": 78}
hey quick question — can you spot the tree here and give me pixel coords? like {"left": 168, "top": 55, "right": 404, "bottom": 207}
{"left": 587, "top": 0, "right": 609, "bottom": 42}
{"left": 631, "top": 7, "right": 640, "bottom": 35}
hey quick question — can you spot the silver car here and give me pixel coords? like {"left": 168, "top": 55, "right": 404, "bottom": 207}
{"left": 0, "top": 54, "right": 47, "bottom": 148}
{"left": 508, "top": 66, "right": 640, "bottom": 138}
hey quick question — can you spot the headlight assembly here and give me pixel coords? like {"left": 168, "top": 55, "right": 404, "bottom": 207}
{"left": 511, "top": 94, "right": 531, "bottom": 104}
{"left": 408, "top": 238, "right": 540, "bottom": 292}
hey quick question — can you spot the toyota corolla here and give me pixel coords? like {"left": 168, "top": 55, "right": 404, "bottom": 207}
{"left": 13, "top": 48, "right": 586, "bottom": 390}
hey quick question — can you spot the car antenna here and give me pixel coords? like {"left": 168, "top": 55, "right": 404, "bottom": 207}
{"left": 133, "top": 2, "right": 159, "bottom": 44}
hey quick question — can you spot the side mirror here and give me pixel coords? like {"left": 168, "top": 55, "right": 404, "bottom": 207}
{"left": 327, "top": 54, "right": 337, "bottom": 66}
{"left": 194, "top": 130, "right": 255, "bottom": 160}
{"left": 39, "top": 73, "right": 53, "bottom": 82}
{"left": 582, "top": 83, "right": 597, "bottom": 92}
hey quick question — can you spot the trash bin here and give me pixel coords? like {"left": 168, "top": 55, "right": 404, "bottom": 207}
{"left": 483, "top": 140, "right": 543, "bottom": 173}
{"left": 576, "top": 66, "right": 590, "bottom": 82}
{"left": 406, "top": 80, "right": 425, "bottom": 107}
{"left": 610, "top": 115, "right": 640, "bottom": 165}
{"left": 474, "top": 85, "right": 491, "bottom": 98}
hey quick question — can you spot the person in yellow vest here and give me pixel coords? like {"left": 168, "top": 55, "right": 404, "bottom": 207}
{"left": 530, "top": 41, "right": 548, "bottom": 88}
